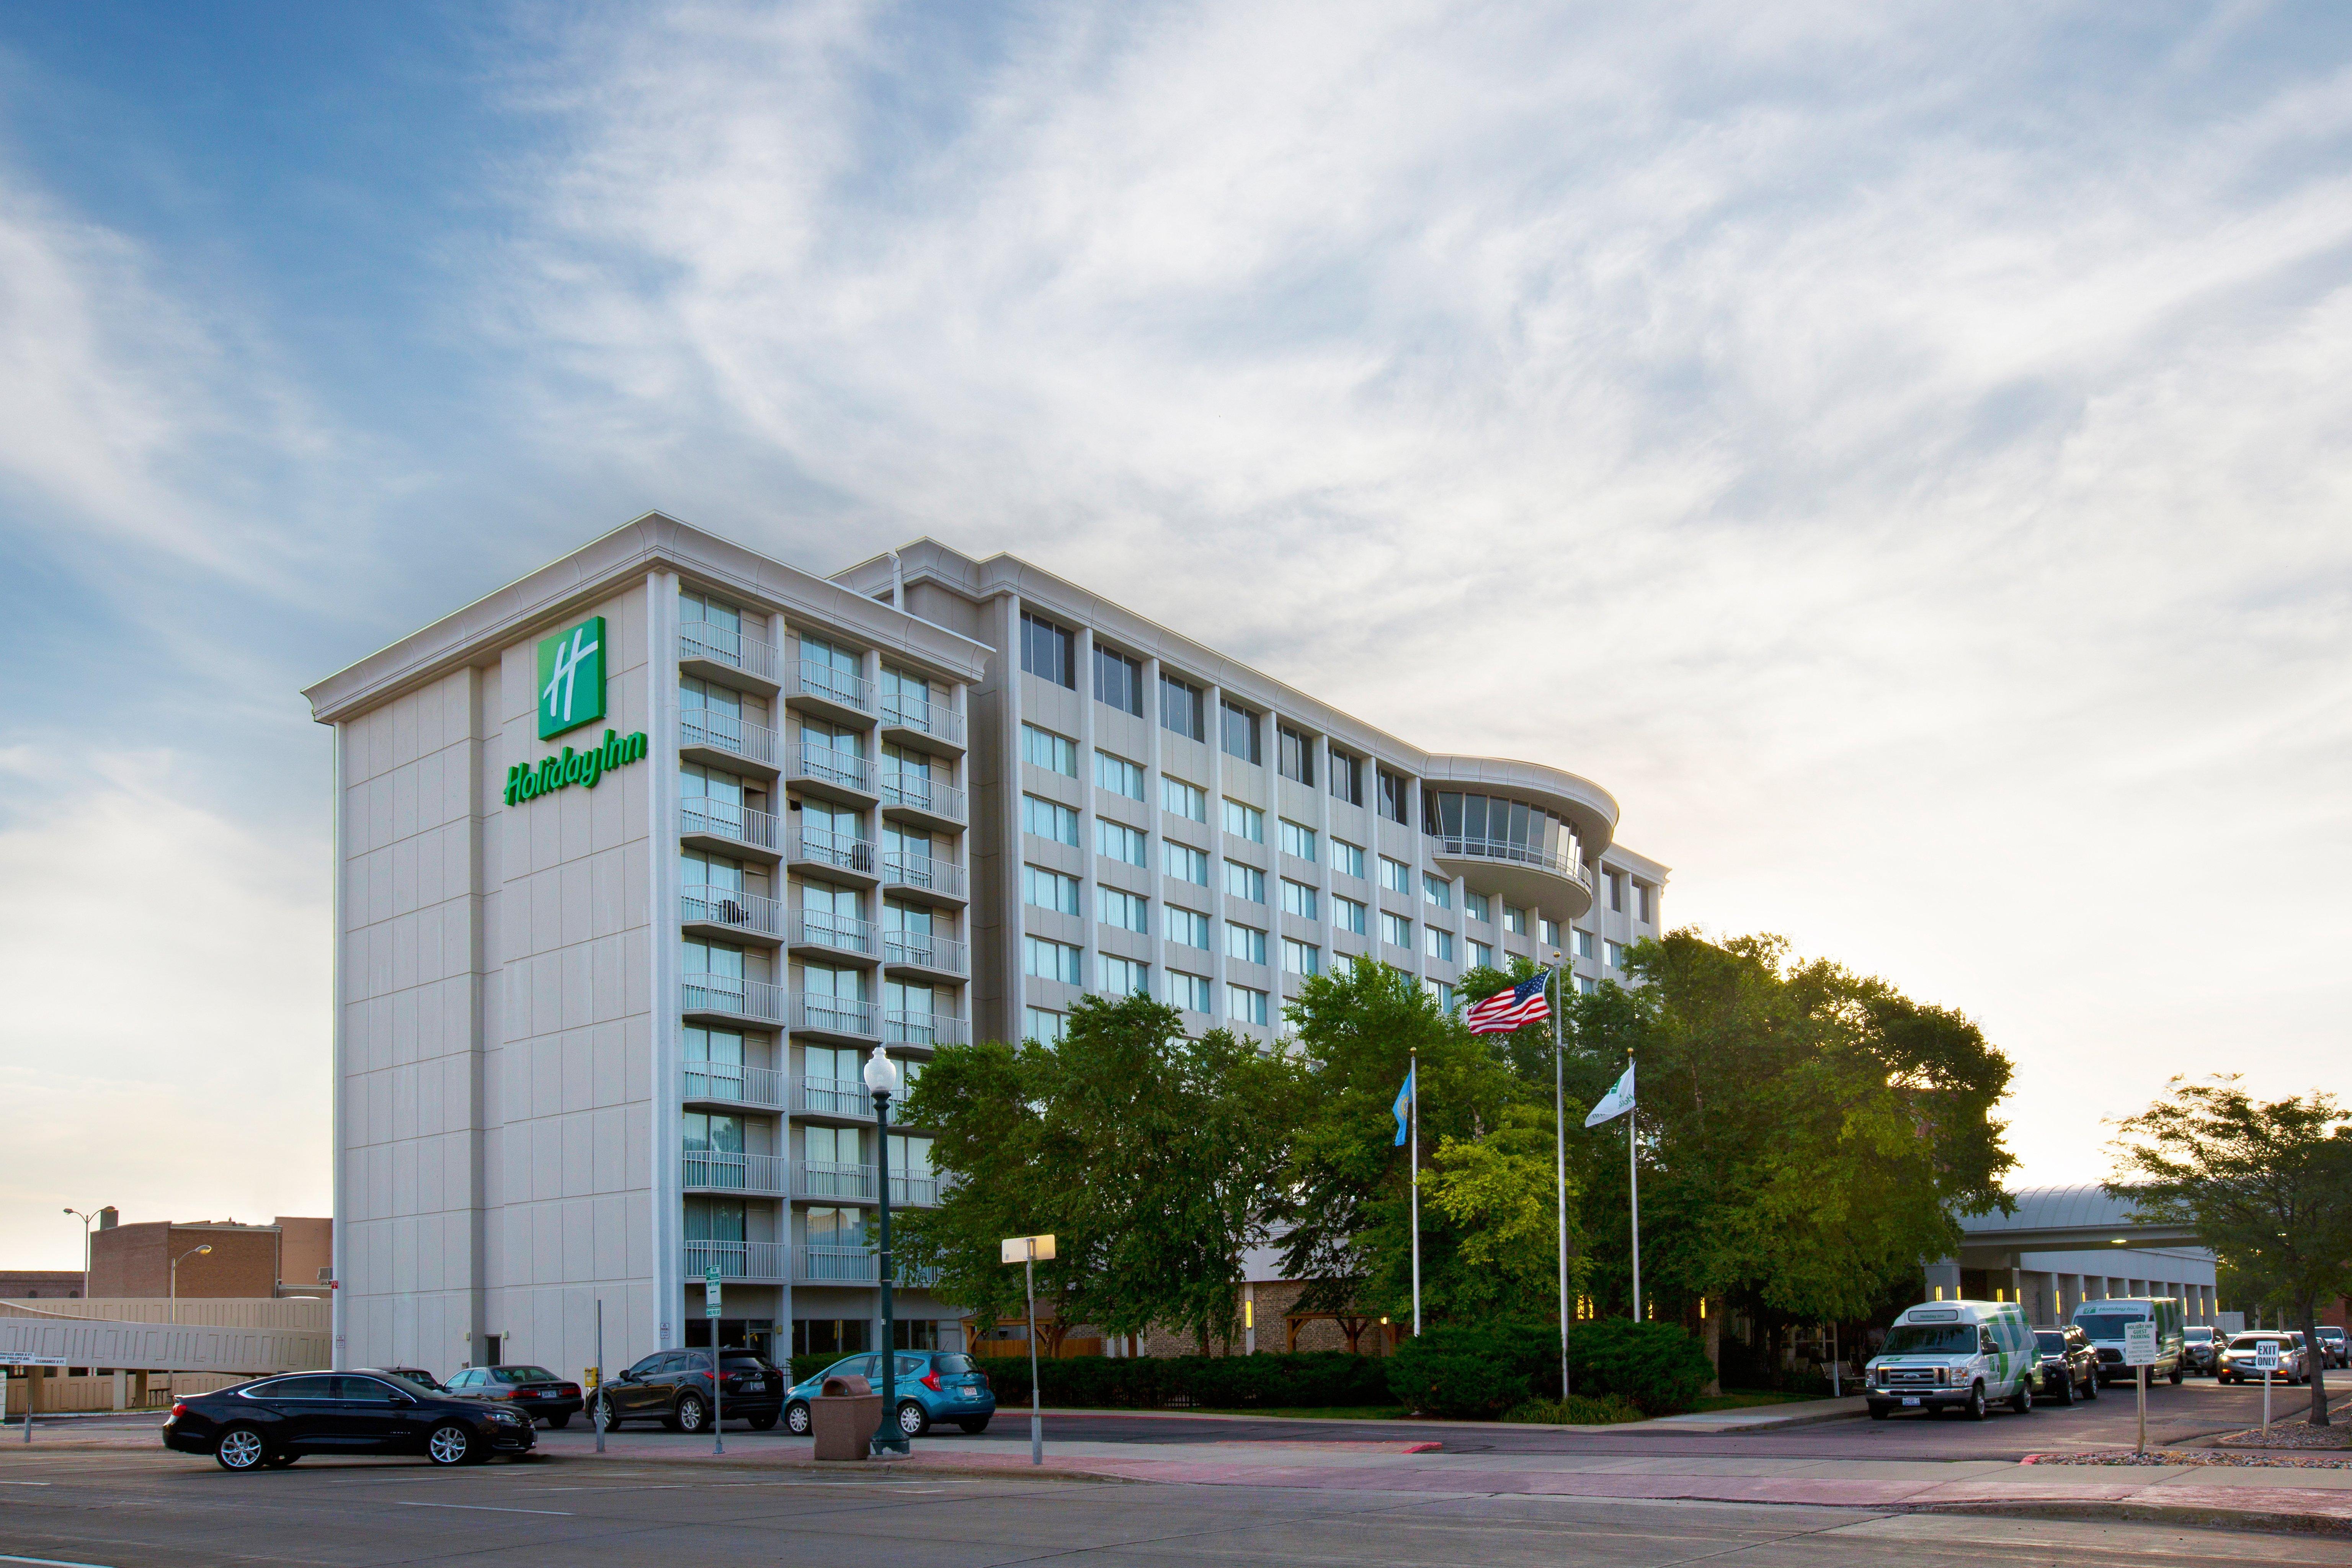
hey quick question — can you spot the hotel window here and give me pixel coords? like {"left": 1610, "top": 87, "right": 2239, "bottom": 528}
{"left": 1025, "top": 1006, "right": 1066, "bottom": 1044}
{"left": 1162, "top": 777, "right": 1207, "bottom": 822}
{"left": 1465, "top": 891, "right": 1491, "bottom": 923}
{"left": 1094, "top": 644, "right": 1144, "bottom": 716}
{"left": 1228, "top": 984, "right": 1271, "bottom": 1026}
{"left": 1098, "top": 886, "right": 1149, "bottom": 934}
{"left": 1333, "top": 895, "right": 1368, "bottom": 935}
{"left": 1160, "top": 674, "right": 1206, "bottom": 741}
{"left": 1022, "top": 865, "right": 1079, "bottom": 915}
{"left": 1379, "top": 856, "right": 1411, "bottom": 894}
{"left": 1225, "top": 862, "right": 1266, "bottom": 903}
{"left": 1637, "top": 882, "right": 1654, "bottom": 923}
{"left": 1331, "top": 839, "right": 1366, "bottom": 880}
{"left": 1380, "top": 911, "right": 1412, "bottom": 949}
{"left": 1609, "top": 871, "right": 1625, "bottom": 913}
{"left": 1022, "top": 794, "right": 1079, "bottom": 846}
{"left": 679, "top": 586, "right": 742, "bottom": 635}
{"left": 1024, "top": 936, "right": 1083, "bottom": 985}
{"left": 1166, "top": 906, "right": 1211, "bottom": 949}
{"left": 1220, "top": 700, "right": 1263, "bottom": 766}
{"left": 879, "top": 666, "right": 937, "bottom": 730}
{"left": 1222, "top": 799, "right": 1264, "bottom": 843}
{"left": 1328, "top": 749, "right": 1364, "bottom": 807}
{"left": 1277, "top": 724, "right": 1315, "bottom": 786}
{"left": 1532, "top": 918, "right": 1555, "bottom": 947}
{"left": 1575, "top": 928, "right": 1595, "bottom": 959}
{"left": 1503, "top": 905, "right": 1527, "bottom": 935}
{"left": 1424, "top": 979, "right": 1457, "bottom": 1013}
{"left": 1575, "top": 975, "right": 1598, "bottom": 996}
{"left": 1604, "top": 939, "right": 1626, "bottom": 969}
{"left": 1425, "top": 927, "right": 1454, "bottom": 962}
{"left": 1281, "top": 879, "right": 1319, "bottom": 920}
{"left": 1165, "top": 841, "right": 1209, "bottom": 885}
{"left": 1022, "top": 723, "right": 1077, "bottom": 777}
{"left": 1225, "top": 923, "right": 1268, "bottom": 965}
{"left": 1169, "top": 971, "right": 1212, "bottom": 1013}
{"left": 1020, "top": 611, "right": 1075, "bottom": 688}
{"left": 1278, "top": 818, "right": 1316, "bottom": 862}
{"left": 1377, "top": 768, "right": 1410, "bottom": 825}
{"left": 1282, "top": 938, "right": 1322, "bottom": 977}
{"left": 798, "top": 636, "right": 860, "bottom": 706}
{"left": 1468, "top": 939, "right": 1494, "bottom": 969}
{"left": 1096, "top": 751, "right": 1145, "bottom": 800}
{"left": 1097, "top": 954, "right": 1150, "bottom": 998}
{"left": 1423, "top": 872, "right": 1452, "bottom": 910}
{"left": 1097, "top": 818, "right": 1148, "bottom": 867}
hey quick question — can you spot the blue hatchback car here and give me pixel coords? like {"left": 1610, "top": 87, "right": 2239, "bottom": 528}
{"left": 782, "top": 1351, "right": 995, "bottom": 1438}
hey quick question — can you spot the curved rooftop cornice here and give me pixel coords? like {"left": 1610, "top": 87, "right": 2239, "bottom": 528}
{"left": 1421, "top": 754, "right": 1621, "bottom": 860}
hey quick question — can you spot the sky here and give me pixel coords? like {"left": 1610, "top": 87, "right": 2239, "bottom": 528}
{"left": 2, "top": 1, "right": 2347, "bottom": 1271}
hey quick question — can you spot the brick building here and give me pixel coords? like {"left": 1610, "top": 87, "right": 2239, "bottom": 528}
{"left": 88, "top": 1218, "right": 334, "bottom": 1299}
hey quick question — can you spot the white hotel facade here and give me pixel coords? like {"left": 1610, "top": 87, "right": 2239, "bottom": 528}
{"left": 305, "top": 516, "right": 1667, "bottom": 1378}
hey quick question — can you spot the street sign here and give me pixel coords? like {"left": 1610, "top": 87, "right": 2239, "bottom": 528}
{"left": 0, "top": 1354, "right": 68, "bottom": 1367}
{"left": 2255, "top": 1339, "right": 2281, "bottom": 1371}
{"left": 704, "top": 1266, "right": 722, "bottom": 1318}
{"left": 2123, "top": 1322, "right": 2158, "bottom": 1367}
{"left": 1000, "top": 1234, "right": 1056, "bottom": 1264}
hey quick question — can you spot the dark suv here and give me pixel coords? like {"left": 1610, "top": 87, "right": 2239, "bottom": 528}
{"left": 2182, "top": 1326, "right": 2223, "bottom": 1375}
{"left": 599, "top": 1349, "right": 786, "bottom": 1432}
{"left": 2032, "top": 1326, "right": 2099, "bottom": 1405}
{"left": 444, "top": 1365, "right": 585, "bottom": 1428}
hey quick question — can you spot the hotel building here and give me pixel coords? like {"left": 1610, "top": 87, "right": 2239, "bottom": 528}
{"left": 304, "top": 516, "right": 1666, "bottom": 1379}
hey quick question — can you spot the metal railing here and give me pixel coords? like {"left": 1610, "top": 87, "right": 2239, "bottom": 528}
{"left": 679, "top": 621, "right": 781, "bottom": 683}
{"left": 681, "top": 1062, "right": 787, "bottom": 1108}
{"left": 789, "top": 907, "right": 876, "bottom": 955}
{"left": 881, "top": 695, "right": 964, "bottom": 745}
{"left": 788, "top": 827, "right": 877, "bottom": 876}
{"left": 682, "top": 1151, "right": 789, "bottom": 1194}
{"left": 1426, "top": 833, "right": 1594, "bottom": 889}
{"left": 795, "top": 1075, "right": 873, "bottom": 1119}
{"left": 793, "top": 743, "right": 876, "bottom": 794}
{"left": 683, "top": 1240, "right": 791, "bottom": 1282}
{"left": 891, "top": 1173, "right": 940, "bottom": 1207}
{"left": 880, "top": 772, "right": 966, "bottom": 820}
{"left": 681, "top": 709, "right": 778, "bottom": 768}
{"left": 883, "top": 929, "right": 968, "bottom": 974}
{"left": 681, "top": 884, "right": 783, "bottom": 938}
{"left": 791, "top": 660, "right": 875, "bottom": 713}
{"left": 681, "top": 799, "right": 781, "bottom": 853}
{"left": 791, "top": 991, "right": 880, "bottom": 1038}
{"left": 795, "top": 1160, "right": 877, "bottom": 1202}
{"left": 680, "top": 975, "right": 788, "bottom": 1026}
{"left": 885, "top": 1011, "right": 970, "bottom": 1049}
{"left": 795, "top": 1245, "right": 938, "bottom": 1287}
{"left": 881, "top": 851, "right": 966, "bottom": 899}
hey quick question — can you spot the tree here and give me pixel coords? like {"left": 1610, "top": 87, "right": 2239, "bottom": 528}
{"left": 1425, "top": 1101, "right": 1587, "bottom": 1321}
{"left": 2109, "top": 1079, "right": 2352, "bottom": 1426}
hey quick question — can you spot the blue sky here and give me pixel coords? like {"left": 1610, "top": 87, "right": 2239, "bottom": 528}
{"left": 3, "top": 2, "right": 2349, "bottom": 1267}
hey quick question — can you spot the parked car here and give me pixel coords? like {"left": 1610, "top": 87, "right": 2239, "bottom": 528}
{"left": 2181, "top": 1327, "right": 2223, "bottom": 1376}
{"left": 2031, "top": 1326, "right": 2100, "bottom": 1405}
{"left": 1864, "top": 1298, "right": 2039, "bottom": 1421}
{"left": 2072, "top": 1297, "right": 2186, "bottom": 1386}
{"left": 2316, "top": 1326, "right": 2348, "bottom": 1369}
{"left": 2218, "top": 1332, "right": 2309, "bottom": 1384}
{"left": 163, "top": 1371, "right": 535, "bottom": 1471}
{"left": 782, "top": 1350, "right": 995, "bottom": 1439}
{"left": 443, "top": 1365, "right": 585, "bottom": 1427}
{"left": 597, "top": 1348, "right": 786, "bottom": 1432}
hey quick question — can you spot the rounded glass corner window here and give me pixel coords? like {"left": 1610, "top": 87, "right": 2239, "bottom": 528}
{"left": 1422, "top": 790, "right": 1589, "bottom": 908}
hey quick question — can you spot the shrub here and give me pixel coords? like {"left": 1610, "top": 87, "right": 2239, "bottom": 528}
{"left": 1567, "top": 1319, "right": 1714, "bottom": 1416}
{"left": 1503, "top": 1393, "right": 1647, "bottom": 1424}
{"left": 1384, "top": 1324, "right": 1538, "bottom": 1418}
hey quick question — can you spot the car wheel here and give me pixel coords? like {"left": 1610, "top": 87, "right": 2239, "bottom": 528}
{"left": 1965, "top": 1382, "right": 1988, "bottom": 1421}
{"left": 2169, "top": 1368, "right": 2183, "bottom": 1386}
{"left": 2082, "top": 1372, "right": 2098, "bottom": 1399}
{"left": 426, "top": 1423, "right": 475, "bottom": 1467}
{"left": 215, "top": 1426, "right": 269, "bottom": 1472}
{"left": 957, "top": 1417, "right": 991, "bottom": 1434}
{"left": 2053, "top": 1372, "right": 2075, "bottom": 1406}
{"left": 784, "top": 1401, "right": 812, "bottom": 1436}
{"left": 675, "top": 1393, "right": 709, "bottom": 1434}
{"left": 599, "top": 1393, "right": 624, "bottom": 1429}
{"left": 547, "top": 1413, "right": 571, "bottom": 1429}
{"left": 895, "top": 1400, "right": 929, "bottom": 1438}
{"left": 747, "top": 1412, "right": 779, "bottom": 1431}
{"left": 2011, "top": 1382, "right": 2033, "bottom": 1416}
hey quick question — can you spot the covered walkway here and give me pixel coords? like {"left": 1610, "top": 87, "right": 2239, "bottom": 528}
{"left": 1933, "top": 1184, "right": 2219, "bottom": 1323}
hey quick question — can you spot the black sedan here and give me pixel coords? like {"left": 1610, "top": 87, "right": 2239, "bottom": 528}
{"left": 443, "top": 1364, "right": 586, "bottom": 1426}
{"left": 163, "top": 1372, "right": 536, "bottom": 1471}
{"left": 2032, "top": 1326, "right": 2100, "bottom": 1405}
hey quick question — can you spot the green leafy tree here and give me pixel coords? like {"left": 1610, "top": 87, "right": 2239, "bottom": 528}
{"left": 2110, "top": 1080, "right": 2352, "bottom": 1426}
{"left": 1426, "top": 1101, "right": 1586, "bottom": 1321}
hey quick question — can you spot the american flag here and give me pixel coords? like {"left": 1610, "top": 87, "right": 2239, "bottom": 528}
{"left": 1465, "top": 972, "right": 1552, "bottom": 1034}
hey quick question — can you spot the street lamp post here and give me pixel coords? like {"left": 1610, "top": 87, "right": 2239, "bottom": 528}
{"left": 63, "top": 1208, "right": 105, "bottom": 1300}
{"left": 864, "top": 1046, "right": 909, "bottom": 1457}
{"left": 169, "top": 1245, "right": 212, "bottom": 1401}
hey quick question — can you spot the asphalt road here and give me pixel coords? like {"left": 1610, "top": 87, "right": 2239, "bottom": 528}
{"left": 5, "top": 1447, "right": 2351, "bottom": 1568}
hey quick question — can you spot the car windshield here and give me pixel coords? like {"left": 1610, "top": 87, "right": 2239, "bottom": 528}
{"left": 2185, "top": 1329, "right": 2214, "bottom": 1341}
{"left": 2075, "top": 1314, "right": 2143, "bottom": 1340}
{"left": 493, "top": 1366, "right": 559, "bottom": 1383}
{"left": 1882, "top": 1324, "right": 1977, "bottom": 1354}
{"left": 932, "top": 1354, "right": 972, "bottom": 1375}
{"left": 2034, "top": 1332, "right": 2067, "bottom": 1352}
{"left": 2229, "top": 1336, "right": 2280, "bottom": 1351}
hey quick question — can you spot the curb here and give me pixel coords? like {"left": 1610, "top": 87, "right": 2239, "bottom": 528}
{"left": 1906, "top": 1498, "right": 2352, "bottom": 1540}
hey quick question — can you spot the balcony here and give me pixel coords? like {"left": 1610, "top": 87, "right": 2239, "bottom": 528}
{"left": 795, "top": 1160, "right": 876, "bottom": 1202}
{"left": 880, "top": 694, "right": 965, "bottom": 751}
{"left": 881, "top": 851, "right": 966, "bottom": 902}
{"left": 681, "top": 975, "right": 787, "bottom": 1027}
{"left": 879, "top": 771, "right": 966, "bottom": 828}
{"left": 788, "top": 827, "right": 878, "bottom": 881}
{"left": 789, "top": 907, "right": 877, "bottom": 959}
{"left": 679, "top": 622, "right": 781, "bottom": 689}
{"left": 681, "top": 885, "right": 783, "bottom": 941}
{"left": 785, "top": 660, "right": 876, "bottom": 723}
{"left": 791, "top": 991, "right": 880, "bottom": 1040}
{"left": 788, "top": 742, "right": 877, "bottom": 802}
{"left": 794, "top": 1075, "right": 873, "bottom": 1120}
{"left": 1426, "top": 831, "right": 1594, "bottom": 915}
{"left": 681, "top": 799, "right": 781, "bottom": 859}
{"left": 683, "top": 1151, "right": 790, "bottom": 1195}
{"left": 795, "top": 1245, "right": 939, "bottom": 1288}
{"left": 682, "top": 1062, "right": 788, "bottom": 1109}
{"left": 883, "top": 929, "right": 968, "bottom": 977}
{"left": 680, "top": 710, "right": 780, "bottom": 772}
{"left": 885, "top": 1011, "right": 970, "bottom": 1049}
{"left": 683, "top": 1239, "right": 791, "bottom": 1284}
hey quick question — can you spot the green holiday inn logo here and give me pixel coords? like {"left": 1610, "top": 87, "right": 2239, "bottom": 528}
{"left": 538, "top": 616, "right": 606, "bottom": 739}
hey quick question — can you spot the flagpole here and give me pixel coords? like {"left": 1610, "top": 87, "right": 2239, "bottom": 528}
{"left": 1409, "top": 1047, "right": 1422, "bottom": 1338}
{"left": 1553, "top": 967, "right": 1570, "bottom": 1399}
{"left": 1627, "top": 1048, "right": 1642, "bottom": 1323}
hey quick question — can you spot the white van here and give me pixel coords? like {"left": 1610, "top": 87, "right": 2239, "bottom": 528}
{"left": 2071, "top": 1297, "right": 2185, "bottom": 1386}
{"left": 1865, "top": 1299, "right": 2038, "bottom": 1420}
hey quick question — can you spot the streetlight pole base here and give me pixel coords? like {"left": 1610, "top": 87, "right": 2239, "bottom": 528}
{"left": 868, "top": 1436, "right": 912, "bottom": 1457}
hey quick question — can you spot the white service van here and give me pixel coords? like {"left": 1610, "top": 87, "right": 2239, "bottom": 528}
{"left": 2071, "top": 1297, "right": 2185, "bottom": 1386}
{"left": 1865, "top": 1299, "right": 2038, "bottom": 1420}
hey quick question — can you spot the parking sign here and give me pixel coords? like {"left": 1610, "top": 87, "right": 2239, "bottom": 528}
{"left": 2122, "top": 1322, "right": 2158, "bottom": 1366}
{"left": 2256, "top": 1339, "right": 2281, "bottom": 1372}
{"left": 704, "top": 1265, "right": 722, "bottom": 1318}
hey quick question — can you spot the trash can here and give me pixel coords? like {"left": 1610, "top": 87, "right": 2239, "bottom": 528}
{"left": 812, "top": 1374, "right": 882, "bottom": 1461}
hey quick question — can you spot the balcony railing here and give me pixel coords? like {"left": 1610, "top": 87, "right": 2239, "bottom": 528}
{"left": 682, "top": 1062, "right": 787, "bottom": 1108}
{"left": 789, "top": 908, "right": 876, "bottom": 956}
{"left": 789, "top": 827, "right": 877, "bottom": 877}
{"left": 880, "top": 773, "right": 966, "bottom": 821}
{"left": 683, "top": 1240, "right": 791, "bottom": 1283}
{"left": 791, "top": 991, "right": 880, "bottom": 1039}
{"left": 681, "top": 709, "right": 779, "bottom": 768}
{"left": 881, "top": 695, "right": 964, "bottom": 746}
{"left": 885, "top": 1011, "right": 969, "bottom": 1049}
{"left": 792, "top": 743, "right": 877, "bottom": 794}
{"left": 681, "top": 799, "right": 781, "bottom": 854}
{"left": 790, "top": 660, "right": 875, "bottom": 714}
{"left": 681, "top": 885, "right": 783, "bottom": 939}
{"left": 795, "top": 1075, "right": 873, "bottom": 1119}
{"left": 681, "top": 975, "right": 787, "bottom": 1026}
{"left": 882, "top": 851, "right": 966, "bottom": 899}
{"left": 891, "top": 1173, "right": 941, "bottom": 1207}
{"left": 796, "top": 1160, "right": 877, "bottom": 1202}
{"left": 1426, "top": 833, "right": 1593, "bottom": 889}
{"left": 679, "top": 621, "right": 781, "bottom": 684}
{"left": 683, "top": 1151, "right": 790, "bottom": 1194}
{"left": 795, "top": 1245, "right": 939, "bottom": 1287}
{"left": 883, "top": 929, "right": 968, "bottom": 975}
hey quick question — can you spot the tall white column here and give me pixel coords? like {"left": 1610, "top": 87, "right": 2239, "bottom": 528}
{"left": 1074, "top": 627, "right": 1099, "bottom": 1004}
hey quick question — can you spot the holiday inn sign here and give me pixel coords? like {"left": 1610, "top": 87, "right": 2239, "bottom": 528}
{"left": 509, "top": 616, "right": 647, "bottom": 805}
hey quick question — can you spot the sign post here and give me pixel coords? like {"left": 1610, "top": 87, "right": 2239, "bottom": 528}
{"left": 2256, "top": 1337, "right": 2280, "bottom": 1430}
{"left": 705, "top": 1266, "right": 725, "bottom": 1456}
{"left": 2123, "top": 1321, "right": 2158, "bottom": 1454}
{"left": 1001, "top": 1235, "right": 1056, "bottom": 1467}
{"left": 591, "top": 1297, "right": 606, "bottom": 1454}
